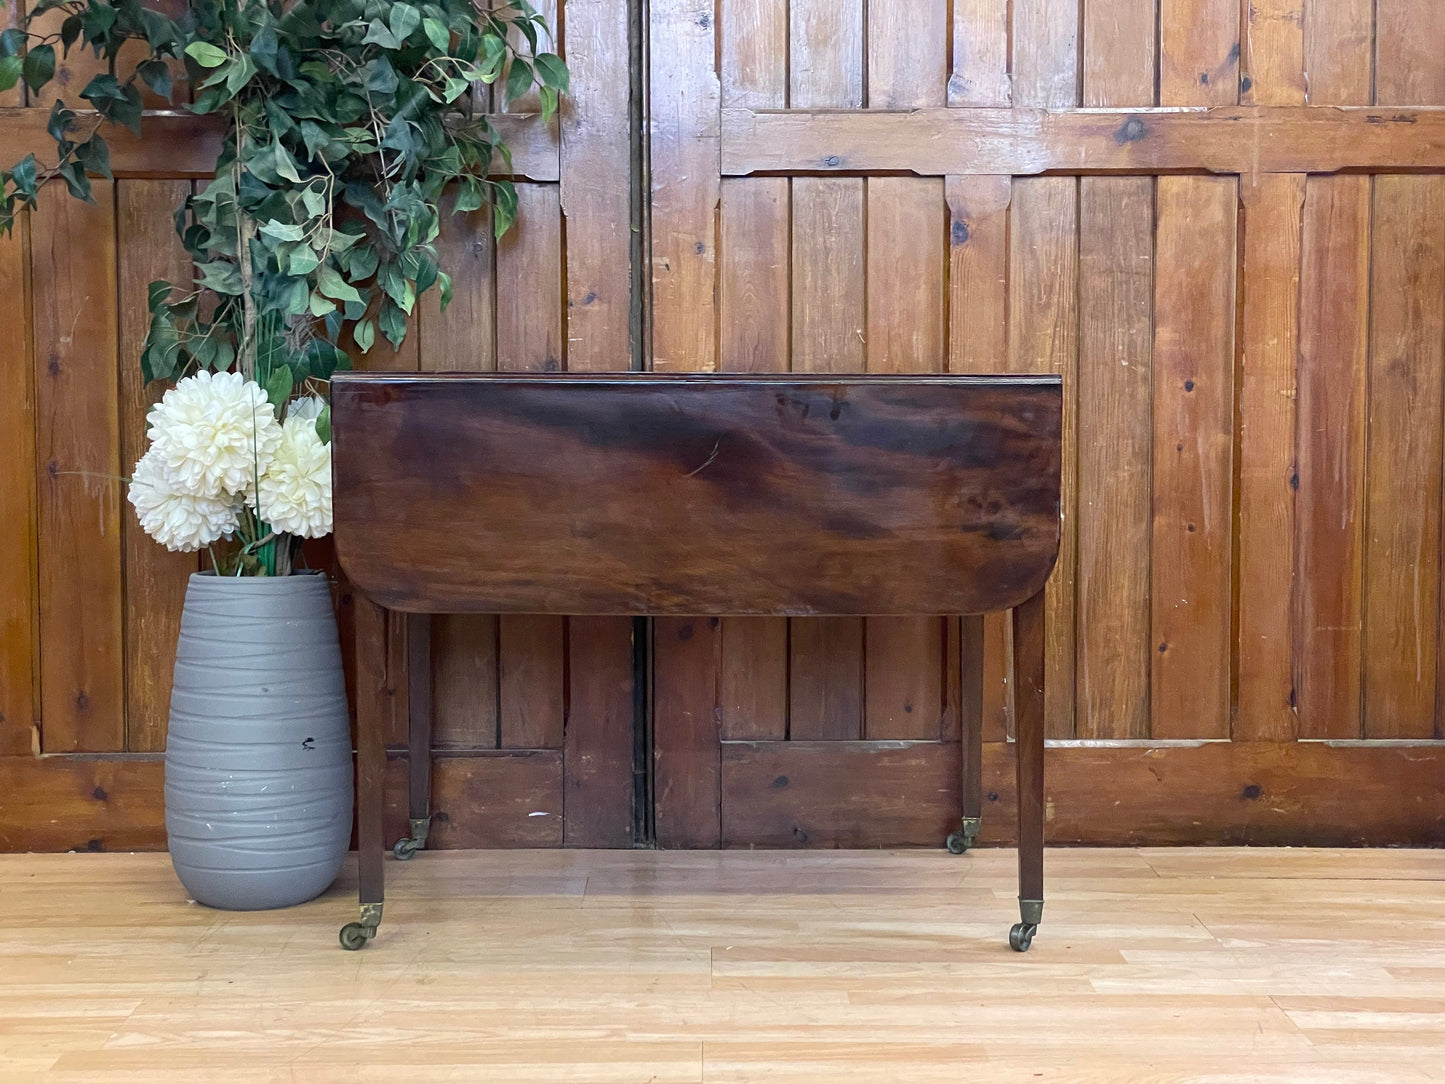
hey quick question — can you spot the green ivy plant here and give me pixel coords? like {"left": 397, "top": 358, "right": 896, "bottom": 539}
{"left": 0, "top": 0, "right": 567, "bottom": 401}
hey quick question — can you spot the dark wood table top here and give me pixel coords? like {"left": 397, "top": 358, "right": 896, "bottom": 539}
{"left": 331, "top": 372, "right": 1062, "bottom": 617}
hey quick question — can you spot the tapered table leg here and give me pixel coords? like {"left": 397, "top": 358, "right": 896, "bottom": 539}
{"left": 340, "top": 593, "right": 388, "bottom": 950}
{"left": 948, "top": 614, "right": 986, "bottom": 854}
{"left": 394, "top": 613, "right": 433, "bottom": 859}
{"left": 1010, "top": 589, "right": 1046, "bottom": 952}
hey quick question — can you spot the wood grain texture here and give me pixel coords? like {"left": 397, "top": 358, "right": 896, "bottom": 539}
{"left": 1303, "top": 0, "right": 1372, "bottom": 105}
{"left": 949, "top": 0, "right": 1011, "bottom": 106}
{"left": 499, "top": 616, "right": 565, "bottom": 748}
{"left": 1082, "top": 0, "right": 1156, "bottom": 106}
{"left": 496, "top": 183, "right": 563, "bottom": 371}
{"left": 719, "top": 179, "right": 788, "bottom": 374}
{"left": 0, "top": 108, "right": 559, "bottom": 180}
{"left": 1076, "top": 177, "right": 1152, "bottom": 740}
{"left": 0, "top": 203, "right": 36, "bottom": 757}
{"left": 790, "top": 178, "right": 864, "bottom": 374}
{"left": 560, "top": 0, "right": 631, "bottom": 373}
{"left": 945, "top": 175, "right": 1012, "bottom": 742}
{"left": 1241, "top": 0, "right": 1305, "bottom": 105}
{"left": 721, "top": 107, "right": 1445, "bottom": 176}
{"left": 1160, "top": 0, "right": 1240, "bottom": 106}
{"left": 718, "top": 618, "right": 787, "bottom": 741}
{"left": 649, "top": 0, "right": 719, "bottom": 372}
{"left": 1375, "top": 0, "right": 1445, "bottom": 105}
{"left": 1011, "top": 0, "right": 1078, "bottom": 108}
{"left": 1235, "top": 173, "right": 1306, "bottom": 742}
{"left": 1294, "top": 175, "right": 1370, "bottom": 739}
{"left": 31, "top": 184, "right": 124, "bottom": 754}
{"left": 866, "top": 0, "right": 946, "bottom": 109}
{"left": 331, "top": 375, "right": 1064, "bottom": 617}
{"left": 788, "top": 618, "right": 864, "bottom": 741}
{"left": 1008, "top": 177, "right": 1077, "bottom": 739}
{"left": 653, "top": 616, "right": 721, "bottom": 846}
{"left": 564, "top": 616, "right": 636, "bottom": 847}
{"left": 116, "top": 180, "right": 195, "bottom": 753}
{"left": 1150, "top": 176, "right": 1237, "bottom": 740}
{"left": 719, "top": 740, "right": 1445, "bottom": 848}
{"left": 789, "top": 0, "right": 863, "bottom": 108}
{"left": 1362, "top": 176, "right": 1445, "bottom": 740}
{"left": 720, "top": 0, "right": 786, "bottom": 108}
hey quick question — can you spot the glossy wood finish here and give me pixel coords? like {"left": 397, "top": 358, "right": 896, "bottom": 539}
{"left": 5, "top": 848, "right": 1445, "bottom": 1080}
{"left": 331, "top": 374, "right": 1063, "bottom": 617}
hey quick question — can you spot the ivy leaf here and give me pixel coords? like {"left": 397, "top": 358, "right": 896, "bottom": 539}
{"left": 185, "top": 41, "right": 230, "bottom": 68}
{"left": 21, "top": 44, "right": 55, "bottom": 94}
{"left": 56, "top": 159, "right": 92, "bottom": 203}
{"left": 146, "top": 280, "right": 172, "bottom": 313}
{"left": 539, "top": 84, "right": 558, "bottom": 123}
{"left": 59, "top": 15, "right": 82, "bottom": 52}
{"left": 453, "top": 176, "right": 483, "bottom": 214}
{"left": 45, "top": 100, "right": 77, "bottom": 142}
{"left": 281, "top": 276, "right": 310, "bottom": 315}
{"left": 505, "top": 58, "right": 532, "bottom": 103}
{"left": 0, "top": 55, "right": 22, "bottom": 94}
{"left": 377, "top": 299, "right": 407, "bottom": 348}
{"left": 314, "top": 404, "right": 331, "bottom": 445}
{"left": 317, "top": 263, "right": 362, "bottom": 303}
{"left": 353, "top": 318, "right": 375, "bottom": 354}
{"left": 196, "top": 259, "right": 244, "bottom": 295}
{"left": 493, "top": 180, "right": 517, "bottom": 238}
{"left": 263, "top": 366, "right": 293, "bottom": 410}
{"left": 259, "top": 220, "right": 306, "bottom": 243}
{"left": 442, "top": 75, "right": 469, "bottom": 103}
{"left": 0, "top": 28, "right": 25, "bottom": 58}
{"left": 137, "top": 59, "right": 173, "bottom": 102}
{"left": 388, "top": 4, "right": 421, "bottom": 43}
{"left": 273, "top": 141, "right": 303, "bottom": 183}
{"left": 286, "top": 244, "right": 320, "bottom": 276}
{"left": 534, "top": 53, "right": 569, "bottom": 93}
{"left": 361, "top": 19, "right": 401, "bottom": 49}
{"left": 9, "top": 155, "right": 38, "bottom": 199}
{"left": 75, "top": 135, "right": 111, "bottom": 181}
{"left": 308, "top": 291, "right": 337, "bottom": 317}
{"left": 422, "top": 17, "right": 450, "bottom": 52}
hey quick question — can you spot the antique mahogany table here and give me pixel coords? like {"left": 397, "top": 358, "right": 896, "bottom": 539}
{"left": 330, "top": 372, "right": 1062, "bottom": 952}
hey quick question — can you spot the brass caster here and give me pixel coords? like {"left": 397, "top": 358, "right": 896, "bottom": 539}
{"left": 338, "top": 902, "right": 383, "bottom": 951}
{"left": 1009, "top": 922, "right": 1037, "bottom": 953}
{"left": 945, "top": 831, "right": 974, "bottom": 855}
{"left": 393, "top": 837, "right": 419, "bottom": 860}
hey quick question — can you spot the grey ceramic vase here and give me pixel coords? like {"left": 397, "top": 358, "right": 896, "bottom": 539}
{"left": 165, "top": 571, "right": 353, "bottom": 910}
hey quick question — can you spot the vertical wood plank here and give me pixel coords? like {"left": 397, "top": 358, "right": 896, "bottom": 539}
{"left": 1076, "top": 178, "right": 1153, "bottom": 740}
{"left": 116, "top": 180, "right": 195, "bottom": 753}
{"left": 0, "top": 205, "right": 36, "bottom": 755}
{"left": 1160, "top": 0, "right": 1241, "bottom": 105}
{"left": 565, "top": 616, "right": 635, "bottom": 847}
{"left": 561, "top": 0, "right": 632, "bottom": 372}
{"left": 949, "top": 0, "right": 1011, "bottom": 106}
{"left": 650, "top": 0, "right": 720, "bottom": 372}
{"left": 1375, "top": 0, "right": 1445, "bottom": 104}
{"left": 653, "top": 616, "right": 720, "bottom": 846}
{"left": 494, "top": 182, "right": 567, "bottom": 751}
{"left": 787, "top": 0, "right": 866, "bottom": 742}
{"left": 1075, "top": 0, "right": 1155, "bottom": 740}
{"left": 714, "top": 3, "right": 790, "bottom": 747}
{"left": 420, "top": 197, "right": 501, "bottom": 751}
{"left": 1294, "top": 174, "right": 1370, "bottom": 739}
{"left": 1362, "top": 177, "right": 1445, "bottom": 739}
{"left": 867, "top": 0, "right": 947, "bottom": 108}
{"left": 1303, "top": 0, "right": 1373, "bottom": 105}
{"left": 1012, "top": 0, "right": 1079, "bottom": 108}
{"left": 718, "top": 617, "right": 788, "bottom": 740}
{"left": 789, "top": 0, "right": 863, "bottom": 108}
{"left": 721, "top": 0, "right": 787, "bottom": 107}
{"left": 946, "top": 175, "right": 1012, "bottom": 743}
{"left": 1241, "top": 0, "right": 1306, "bottom": 105}
{"left": 788, "top": 619, "right": 864, "bottom": 741}
{"left": 1150, "top": 176, "right": 1237, "bottom": 740}
{"left": 1235, "top": 173, "right": 1306, "bottom": 741}
{"left": 1008, "top": 176, "right": 1078, "bottom": 739}
{"left": 32, "top": 185, "right": 123, "bottom": 753}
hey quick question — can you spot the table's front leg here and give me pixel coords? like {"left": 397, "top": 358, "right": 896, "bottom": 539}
{"left": 340, "top": 592, "right": 388, "bottom": 950}
{"left": 1010, "top": 587, "right": 1046, "bottom": 952}
{"left": 947, "top": 615, "right": 986, "bottom": 854}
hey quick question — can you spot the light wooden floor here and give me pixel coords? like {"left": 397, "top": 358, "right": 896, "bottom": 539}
{"left": 2, "top": 848, "right": 1444, "bottom": 1082}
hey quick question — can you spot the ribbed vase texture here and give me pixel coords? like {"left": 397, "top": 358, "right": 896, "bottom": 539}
{"left": 166, "top": 572, "right": 353, "bottom": 910}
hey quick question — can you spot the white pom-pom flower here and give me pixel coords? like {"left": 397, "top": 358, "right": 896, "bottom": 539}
{"left": 145, "top": 370, "right": 281, "bottom": 498}
{"left": 128, "top": 448, "right": 242, "bottom": 552}
{"left": 251, "top": 401, "right": 332, "bottom": 539}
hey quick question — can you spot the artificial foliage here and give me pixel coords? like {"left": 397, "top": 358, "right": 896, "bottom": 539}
{"left": 0, "top": 0, "right": 566, "bottom": 396}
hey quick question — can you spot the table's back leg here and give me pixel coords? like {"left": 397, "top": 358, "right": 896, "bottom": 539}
{"left": 948, "top": 615, "right": 986, "bottom": 854}
{"left": 340, "top": 593, "right": 388, "bottom": 950}
{"left": 394, "top": 613, "right": 434, "bottom": 860}
{"left": 1010, "top": 588, "right": 1046, "bottom": 952}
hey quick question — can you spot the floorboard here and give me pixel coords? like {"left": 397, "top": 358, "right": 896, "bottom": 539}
{"left": 2, "top": 848, "right": 1443, "bottom": 1081}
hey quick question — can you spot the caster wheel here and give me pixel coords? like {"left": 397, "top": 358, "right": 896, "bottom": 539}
{"left": 1009, "top": 922, "right": 1037, "bottom": 953}
{"left": 945, "top": 831, "right": 972, "bottom": 855}
{"left": 393, "top": 837, "right": 419, "bottom": 860}
{"left": 339, "top": 922, "right": 371, "bottom": 951}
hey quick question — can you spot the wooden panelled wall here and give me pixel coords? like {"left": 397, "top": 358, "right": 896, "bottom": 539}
{"left": 2, "top": 0, "right": 1445, "bottom": 852}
